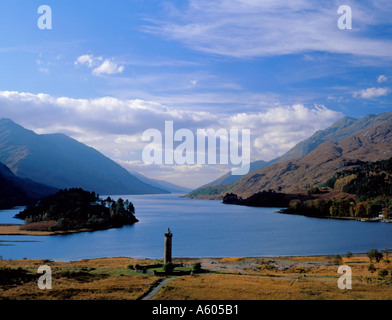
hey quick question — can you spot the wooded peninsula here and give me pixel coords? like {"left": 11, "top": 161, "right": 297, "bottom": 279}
{"left": 11, "top": 188, "right": 138, "bottom": 234}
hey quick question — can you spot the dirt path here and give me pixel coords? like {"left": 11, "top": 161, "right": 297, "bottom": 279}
{"left": 142, "top": 277, "right": 175, "bottom": 300}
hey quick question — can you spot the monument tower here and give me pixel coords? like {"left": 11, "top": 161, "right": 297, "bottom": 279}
{"left": 164, "top": 228, "right": 173, "bottom": 264}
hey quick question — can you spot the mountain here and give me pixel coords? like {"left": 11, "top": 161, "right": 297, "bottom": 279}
{"left": 0, "top": 161, "right": 58, "bottom": 209}
{"left": 276, "top": 112, "right": 392, "bottom": 163}
{"left": 274, "top": 116, "right": 357, "bottom": 164}
{"left": 187, "top": 112, "right": 392, "bottom": 199}
{"left": 201, "top": 160, "right": 269, "bottom": 187}
{"left": 0, "top": 119, "right": 169, "bottom": 195}
{"left": 207, "top": 117, "right": 392, "bottom": 198}
{"left": 190, "top": 111, "right": 392, "bottom": 192}
{"left": 128, "top": 171, "right": 191, "bottom": 194}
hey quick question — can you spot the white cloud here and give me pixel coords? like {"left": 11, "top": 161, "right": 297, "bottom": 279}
{"left": 75, "top": 54, "right": 124, "bottom": 76}
{"left": 353, "top": 87, "right": 390, "bottom": 99}
{"left": 377, "top": 75, "right": 388, "bottom": 83}
{"left": 92, "top": 60, "right": 125, "bottom": 76}
{"left": 143, "top": 0, "right": 392, "bottom": 59}
{"left": 0, "top": 90, "right": 342, "bottom": 187}
{"left": 75, "top": 54, "right": 96, "bottom": 68}
{"left": 226, "top": 104, "right": 341, "bottom": 160}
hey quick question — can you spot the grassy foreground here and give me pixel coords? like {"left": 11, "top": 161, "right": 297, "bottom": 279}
{"left": 1, "top": 255, "right": 392, "bottom": 300}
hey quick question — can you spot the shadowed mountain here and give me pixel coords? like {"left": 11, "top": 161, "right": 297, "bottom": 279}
{"left": 0, "top": 161, "right": 58, "bottom": 209}
{"left": 0, "top": 119, "right": 169, "bottom": 195}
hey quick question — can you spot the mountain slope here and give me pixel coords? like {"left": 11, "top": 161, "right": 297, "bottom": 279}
{"left": 276, "top": 112, "right": 392, "bottom": 163}
{"left": 201, "top": 159, "right": 268, "bottom": 187}
{"left": 0, "top": 161, "right": 58, "bottom": 209}
{"left": 189, "top": 111, "right": 392, "bottom": 192}
{"left": 221, "top": 118, "right": 392, "bottom": 198}
{"left": 0, "top": 119, "right": 169, "bottom": 195}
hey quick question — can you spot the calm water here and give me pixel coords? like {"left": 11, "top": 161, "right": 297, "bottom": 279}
{"left": 0, "top": 194, "right": 391, "bottom": 261}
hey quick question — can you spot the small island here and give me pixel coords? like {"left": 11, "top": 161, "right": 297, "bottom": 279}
{"left": 2, "top": 188, "right": 138, "bottom": 235}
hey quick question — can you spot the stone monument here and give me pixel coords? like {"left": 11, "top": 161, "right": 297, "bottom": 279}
{"left": 164, "top": 228, "right": 173, "bottom": 264}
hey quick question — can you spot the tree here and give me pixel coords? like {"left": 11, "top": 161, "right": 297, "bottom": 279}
{"left": 333, "top": 254, "right": 343, "bottom": 265}
{"left": 163, "top": 262, "right": 174, "bottom": 274}
{"left": 329, "top": 198, "right": 352, "bottom": 217}
{"left": 352, "top": 202, "right": 367, "bottom": 217}
{"left": 289, "top": 199, "right": 302, "bottom": 211}
{"left": 115, "top": 198, "right": 125, "bottom": 215}
{"left": 366, "top": 202, "right": 382, "bottom": 218}
{"left": 378, "top": 269, "right": 388, "bottom": 279}
{"left": 193, "top": 262, "right": 202, "bottom": 272}
{"left": 127, "top": 202, "right": 135, "bottom": 213}
{"left": 367, "top": 249, "right": 383, "bottom": 263}
{"left": 368, "top": 263, "right": 376, "bottom": 274}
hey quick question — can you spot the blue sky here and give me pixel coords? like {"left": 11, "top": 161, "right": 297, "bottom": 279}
{"left": 0, "top": 0, "right": 391, "bottom": 188}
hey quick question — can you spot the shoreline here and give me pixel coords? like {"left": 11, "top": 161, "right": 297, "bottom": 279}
{"left": 0, "top": 252, "right": 369, "bottom": 264}
{"left": 0, "top": 224, "right": 97, "bottom": 236}
{"left": 278, "top": 209, "right": 392, "bottom": 222}
{"left": 0, "top": 252, "right": 370, "bottom": 264}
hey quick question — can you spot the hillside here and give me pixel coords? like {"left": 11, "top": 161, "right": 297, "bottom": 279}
{"left": 192, "top": 112, "right": 392, "bottom": 192}
{"left": 282, "top": 157, "right": 392, "bottom": 219}
{"left": 201, "top": 160, "right": 269, "bottom": 187}
{"left": 276, "top": 112, "right": 392, "bottom": 163}
{"left": 188, "top": 115, "right": 392, "bottom": 199}
{"left": 0, "top": 161, "right": 57, "bottom": 209}
{"left": 326, "top": 157, "right": 392, "bottom": 198}
{"left": 0, "top": 119, "right": 169, "bottom": 195}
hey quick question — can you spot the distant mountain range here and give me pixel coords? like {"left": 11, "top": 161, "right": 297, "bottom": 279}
{"left": 0, "top": 118, "right": 186, "bottom": 197}
{"left": 187, "top": 111, "right": 392, "bottom": 199}
{"left": 128, "top": 171, "right": 191, "bottom": 194}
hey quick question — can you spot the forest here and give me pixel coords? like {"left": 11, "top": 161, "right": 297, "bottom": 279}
{"left": 285, "top": 158, "right": 392, "bottom": 219}
{"left": 325, "top": 157, "right": 392, "bottom": 198}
